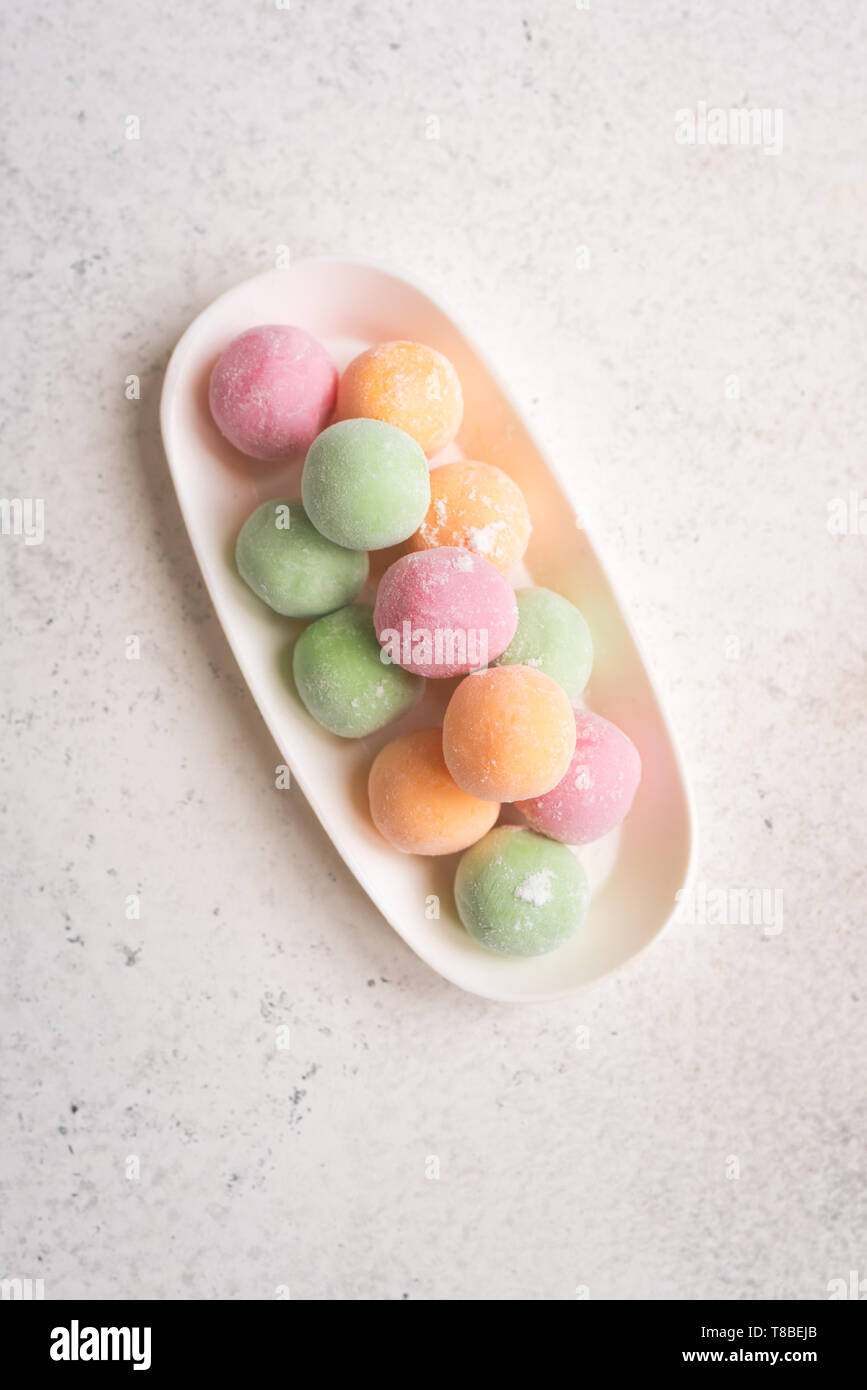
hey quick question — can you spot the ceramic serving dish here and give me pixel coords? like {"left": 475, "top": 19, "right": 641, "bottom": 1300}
{"left": 160, "top": 257, "right": 694, "bottom": 1001}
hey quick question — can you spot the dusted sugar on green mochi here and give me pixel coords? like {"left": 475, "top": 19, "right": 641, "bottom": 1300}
{"left": 302, "top": 418, "right": 430, "bottom": 550}
{"left": 454, "top": 825, "right": 590, "bottom": 957}
{"left": 292, "top": 604, "right": 424, "bottom": 738}
{"left": 494, "top": 587, "right": 593, "bottom": 701}
{"left": 236, "top": 499, "right": 368, "bottom": 618}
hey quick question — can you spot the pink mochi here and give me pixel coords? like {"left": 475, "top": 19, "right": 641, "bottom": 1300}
{"left": 374, "top": 547, "right": 518, "bottom": 679}
{"left": 516, "top": 709, "right": 641, "bottom": 844}
{"left": 209, "top": 324, "right": 337, "bottom": 462}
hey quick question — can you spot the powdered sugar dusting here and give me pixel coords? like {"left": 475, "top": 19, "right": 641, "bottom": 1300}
{"left": 514, "top": 869, "right": 554, "bottom": 907}
{"left": 467, "top": 520, "right": 506, "bottom": 555}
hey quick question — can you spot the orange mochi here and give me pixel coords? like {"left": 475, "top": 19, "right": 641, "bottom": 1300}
{"left": 337, "top": 340, "right": 463, "bottom": 457}
{"left": 443, "top": 666, "right": 576, "bottom": 803}
{"left": 406, "top": 460, "right": 531, "bottom": 572}
{"left": 368, "top": 728, "right": 500, "bottom": 855}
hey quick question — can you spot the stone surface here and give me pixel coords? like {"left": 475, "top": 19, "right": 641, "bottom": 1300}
{"left": 1, "top": 0, "right": 865, "bottom": 1301}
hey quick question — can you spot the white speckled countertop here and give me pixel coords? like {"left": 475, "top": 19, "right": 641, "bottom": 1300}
{"left": 2, "top": 0, "right": 865, "bottom": 1301}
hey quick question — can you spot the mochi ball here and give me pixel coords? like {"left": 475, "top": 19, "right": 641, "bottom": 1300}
{"left": 405, "top": 460, "right": 532, "bottom": 572}
{"left": 292, "top": 604, "right": 424, "bottom": 738}
{"left": 443, "top": 665, "right": 576, "bottom": 801}
{"left": 337, "top": 340, "right": 463, "bottom": 457}
{"left": 368, "top": 728, "right": 500, "bottom": 856}
{"left": 235, "top": 499, "right": 368, "bottom": 618}
{"left": 302, "top": 418, "right": 430, "bottom": 550}
{"left": 495, "top": 587, "right": 593, "bottom": 701}
{"left": 455, "top": 826, "right": 590, "bottom": 957}
{"left": 209, "top": 325, "right": 337, "bottom": 461}
{"left": 374, "top": 547, "right": 518, "bottom": 679}
{"left": 516, "top": 709, "right": 642, "bottom": 845}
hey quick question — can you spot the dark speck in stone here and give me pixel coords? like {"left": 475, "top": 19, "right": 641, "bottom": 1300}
{"left": 764, "top": 818, "right": 773, "bottom": 830}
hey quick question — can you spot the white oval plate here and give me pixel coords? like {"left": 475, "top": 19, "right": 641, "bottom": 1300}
{"left": 160, "top": 258, "right": 694, "bottom": 1002}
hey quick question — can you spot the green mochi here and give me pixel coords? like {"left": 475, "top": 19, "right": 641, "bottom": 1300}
{"left": 292, "top": 604, "right": 424, "bottom": 738}
{"left": 302, "top": 418, "right": 430, "bottom": 550}
{"left": 455, "top": 826, "right": 590, "bottom": 957}
{"left": 236, "top": 499, "right": 368, "bottom": 618}
{"left": 495, "top": 587, "right": 593, "bottom": 700}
